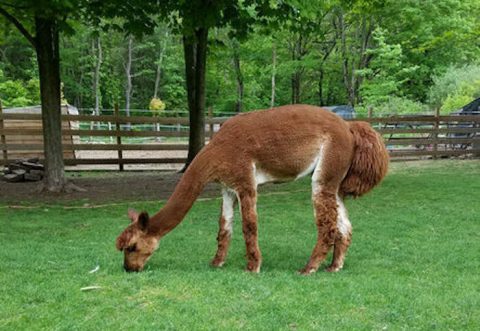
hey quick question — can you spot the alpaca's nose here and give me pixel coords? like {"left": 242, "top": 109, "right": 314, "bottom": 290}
{"left": 124, "top": 263, "right": 139, "bottom": 272}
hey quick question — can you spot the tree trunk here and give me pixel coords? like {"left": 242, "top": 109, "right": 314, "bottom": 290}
{"left": 338, "top": 10, "right": 355, "bottom": 106}
{"left": 154, "top": 31, "right": 169, "bottom": 99}
{"left": 77, "top": 68, "right": 84, "bottom": 108}
{"left": 93, "top": 35, "right": 102, "bottom": 116}
{"left": 291, "top": 72, "right": 301, "bottom": 104}
{"left": 34, "top": 16, "right": 66, "bottom": 192}
{"left": 92, "top": 35, "right": 102, "bottom": 130}
{"left": 182, "top": 27, "right": 208, "bottom": 170}
{"left": 318, "top": 67, "right": 324, "bottom": 106}
{"left": 124, "top": 35, "right": 133, "bottom": 129}
{"left": 232, "top": 40, "right": 243, "bottom": 113}
{"left": 355, "top": 17, "right": 374, "bottom": 105}
{"left": 291, "top": 36, "right": 302, "bottom": 104}
{"left": 270, "top": 44, "right": 276, "bottom": 108}
{"left": 318, "top": 38, "right": 336, "bottom": 107}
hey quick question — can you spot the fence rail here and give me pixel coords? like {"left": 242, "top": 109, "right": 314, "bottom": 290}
{"left": 0, "top": 108, "right": 478, "bottom": 169}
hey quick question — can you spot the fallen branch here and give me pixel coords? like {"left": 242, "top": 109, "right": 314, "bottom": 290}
{"left": 80, "top": 286, "right": 102, "bottom": 291}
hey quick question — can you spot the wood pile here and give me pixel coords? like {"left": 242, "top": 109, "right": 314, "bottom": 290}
{"left": 2, "top": 158, "right": 44, "bottom": 182}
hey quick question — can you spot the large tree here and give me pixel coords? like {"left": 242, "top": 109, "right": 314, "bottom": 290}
{"left": 0, "top": 0, "right": 160, "bottom": 191}
{"left": 159, "top": 0, "right": 291, "bottom": 169}
{"left": 0, "top": 1, "right": 77, "bottom": 192}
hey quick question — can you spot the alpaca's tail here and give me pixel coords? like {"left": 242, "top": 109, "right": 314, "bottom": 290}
{"left": 340, "top": 121, "right": 389, "bottom": 198}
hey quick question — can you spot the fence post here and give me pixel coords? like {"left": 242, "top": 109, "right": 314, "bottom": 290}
{"left": 433, "top": 107, "right": 439, "bottom": 160}
{"left": 367, "top": 105, "right": 373, "bottom": 119}
{"left": 474, "top": 135, "right": 480, "bottom": 157}
{"left": 0, "top": 100, "right": 7, "bottom": 165}
{"left": 115, "top": 103, "right": 124, "bottom": 171}
{"left": 208, "top": 106, "right": 214, "bottom": 138}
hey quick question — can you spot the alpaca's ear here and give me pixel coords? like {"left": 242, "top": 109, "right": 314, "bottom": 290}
{"left": 127, "top": 209, "right": 139, "bottom": 222}
{"left": 137, "top": 211, "right": 150, "bottom": 231}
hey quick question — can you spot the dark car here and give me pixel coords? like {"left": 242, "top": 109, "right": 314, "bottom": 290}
{"left": 452, "top": 97, "right": 480, "bottom": 115}
{"left": 323, "top": 105, "right": 356, "bottom": 120}
{"left": 449, "top": 97, "right": 479, "bottom": 149}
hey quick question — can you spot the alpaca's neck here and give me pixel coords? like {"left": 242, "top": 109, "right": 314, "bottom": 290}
{"left": 148, "top": 149, "right": 214, "bottom": 237}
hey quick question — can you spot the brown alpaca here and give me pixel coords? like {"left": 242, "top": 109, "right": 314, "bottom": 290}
{"left": 116, "top": 105, "right": 389, "bottom": 274}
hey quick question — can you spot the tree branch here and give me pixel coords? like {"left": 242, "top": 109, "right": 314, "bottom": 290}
{"left": 0, "top": 6, "right": 36, "bottom": 48}
{"left": 0, "top": 1, "right": 28, "bottom": 10}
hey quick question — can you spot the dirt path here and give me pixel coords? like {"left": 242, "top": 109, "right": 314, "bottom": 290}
{"left": 0, "top": 172, "right": 221, "bottom": 205}
{"left": 68, "top": 148, "right": 187, "bottom": 171}
{"left": 2, "top": 159, "right": 477, "bottom": 206}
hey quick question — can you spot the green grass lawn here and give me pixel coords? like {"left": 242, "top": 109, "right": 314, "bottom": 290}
{"left": 1, "top": 160, "right": 479, "bottom": 330}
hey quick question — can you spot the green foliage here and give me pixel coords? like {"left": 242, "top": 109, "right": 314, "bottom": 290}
{"left": 0, "top": 27, "right": 37, "bottom": 81}
{"left": 357, "top": 96, "right": 427, "bottom": 116}
{"left": 0, "top": 69, "right": 40, "bottom": 107}
{"left": 1, "top": 0, "right": 479, "bottom": 114}
{"left": 149, "top": 97, "right": 166, "bottom": 114}
{"left": 26, "top": 78, "right": 40, "bottom": 104}
{"left": 429, "top": 64, "right": 480, "bottom": 113}
{"left": 441, "top": 94, "right": 476, "bottom": 114}
{"left": 357, "top": 28, "right": 418, "bottom": 106}
{"left": 0, "top": 19, "right": 39, "bottom": 107}
{"left": 0, "top": 79, "right": 28, "bottom": 106}
{"left": 378, "top": 0, "right": 480, "bottom": 101}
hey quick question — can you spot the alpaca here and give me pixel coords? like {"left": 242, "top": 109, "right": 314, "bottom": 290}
{"left": 116, "top": 105, "right": 389, "bottom": 274}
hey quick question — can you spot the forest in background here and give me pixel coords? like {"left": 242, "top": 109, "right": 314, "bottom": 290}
{"left": 1, "top": 0, "right": 479, "bottom": 117}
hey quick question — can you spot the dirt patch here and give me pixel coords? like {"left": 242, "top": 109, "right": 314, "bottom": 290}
{"left": 2, "top": 159, "right": 477, "bottom": 206}
{"left": 69, "top": 148, "right": 187, "bottom": 171}
{"left": 0, "top": 171, "right": 222, "bottom": 205}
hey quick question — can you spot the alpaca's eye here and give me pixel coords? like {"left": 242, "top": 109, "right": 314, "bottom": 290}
{"left": 126, "top": 244, "right": 136, "bottom": 253}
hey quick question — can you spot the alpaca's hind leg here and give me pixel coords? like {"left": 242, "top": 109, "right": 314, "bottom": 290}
{"left": 300, "top": 141, "right": 352, "bottom": 275}
{"left": 326, "top": 196, "right": 352, "bottom": 272}
{"left": 300, "top": 188, "right": 338, "bottom": 275}
{"left": 211, "top": 188, "right": 237, "bottom": 267}
{"left": 238, "top": 188, "right": 262, "bottom": 273}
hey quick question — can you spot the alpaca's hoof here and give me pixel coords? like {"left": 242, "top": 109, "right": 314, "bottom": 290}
{"left": 245, "top": 263, "right": 261, "bottom": 273}
{"left": 210, "top": 259, "right": 225, "bottom": 268}
{"left": 325, "top": 264, "right": 342, "bottom": 272}
{"left": 298, "top": 266, "right": 317, "bottom": 275}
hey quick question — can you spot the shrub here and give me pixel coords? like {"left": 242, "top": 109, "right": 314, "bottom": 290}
{"left": 149, "top": 97, "right": 166, "bottom": 116}
{"left": 0, "top": 69, "right": 40, "bottom": 107}
{"left": 429, "top": 64, "right": 480, "bottom": 113}
{"left": 358, "top": 96, "right": 428, "bottom": 117}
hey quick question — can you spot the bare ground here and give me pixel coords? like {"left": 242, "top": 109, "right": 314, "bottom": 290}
{"left": 68, "top": 148, "right": 187, "bottom": 171}
{"left": 2, "top": 159, "right": 477, "bottom": 206}
{"left": 1, "top": 149, "right": 196, "bottom": 205}
{"left": 0, "top": 171, "right": 222, "bottom": 205}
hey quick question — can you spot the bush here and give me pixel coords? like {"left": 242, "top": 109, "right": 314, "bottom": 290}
{"left": 429, "top": 64, "right": 480, "bottom": 113}
{"left": 149, "top": 97, "right": 166, "bottom": 116}
{"left": 358, "top": 96, "right": 428, "bottom": 117}
{"left": 0, "top": 69, "right": 40, "bottom": 107}
{"left": 0, "top": 80, "right": 29, "bottom": 107}
{"left": 441, "top": 94, "right": 476, "bottom": 113}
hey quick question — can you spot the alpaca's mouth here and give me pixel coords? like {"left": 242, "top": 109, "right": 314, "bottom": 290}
{"left": 123, "top": 263, "right": 142, "bottom": 272}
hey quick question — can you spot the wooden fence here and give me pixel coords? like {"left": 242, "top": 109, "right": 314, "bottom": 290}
{"left": 363, "top": 113, "right": 479, "bottom": 159}
{"left": 0, "top": 106, "right": 479, "bottom": 169}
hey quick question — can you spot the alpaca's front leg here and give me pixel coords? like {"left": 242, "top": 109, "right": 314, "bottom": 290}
{"left": 211, "top": 189, "right": 236, "bottom": 267}
{"left": 238, "top": 189, "right": 262, "bottom": 273}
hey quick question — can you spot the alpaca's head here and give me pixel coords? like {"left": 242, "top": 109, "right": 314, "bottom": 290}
{"left": 116, "top": 209, "right": 159, "bottom": 272}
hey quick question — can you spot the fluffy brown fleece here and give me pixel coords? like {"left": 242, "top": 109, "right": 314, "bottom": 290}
{"left": 340, "top": 121, "right": 390, "bottom": 198}
{"left": 116, "top": 105, "right": 389, "bottom": 274}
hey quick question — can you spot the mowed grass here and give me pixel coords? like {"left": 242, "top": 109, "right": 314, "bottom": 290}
{"left": 0, "top": 160, "right": 479, "bottom": 330}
